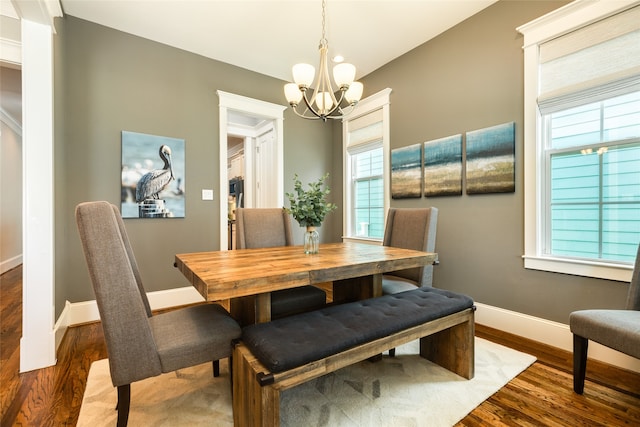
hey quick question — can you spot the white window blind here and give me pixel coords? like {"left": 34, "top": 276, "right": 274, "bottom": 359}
{"left": 346, "top": 109, "right": 383, "bottom": 148}
{"left": 538, "top": 5, "right": 640, "bottom": 114}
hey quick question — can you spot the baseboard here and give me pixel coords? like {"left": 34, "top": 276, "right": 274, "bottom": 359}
{"left": 55, "top": 288, "right": 640, "bottom": 373}
{"left": 59, "top": 285, "right": 205, "bottom": 327}
{"left": 475, "top": 302, "right": 640, "bottom": 373}
{"left": 0, "top": 254, "right": 22, "bottom": 275}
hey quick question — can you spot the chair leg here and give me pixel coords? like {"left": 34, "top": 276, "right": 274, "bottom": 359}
{"left": 573, "top": 334, "right": 588, "bottom": 394}
{"left": 389, "top": 348, "right": 396, "bottom": 357}
{"left": 117, "top": 384, "right": 131, "bottom": 427}
{"left": 213, "top": 359, "right": 220, "bottom": 377}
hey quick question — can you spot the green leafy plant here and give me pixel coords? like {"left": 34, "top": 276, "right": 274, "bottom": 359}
{"left": 285, "top": 173, "right": 337, "bottom": 227}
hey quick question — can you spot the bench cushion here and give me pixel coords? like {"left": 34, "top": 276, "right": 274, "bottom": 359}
{"left": 242, "top": 287, "right": 474, "bottom": 373}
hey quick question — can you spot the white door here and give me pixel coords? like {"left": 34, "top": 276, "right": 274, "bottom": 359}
{"left": 254, "top": 124, "right": 277, "bottom": 207}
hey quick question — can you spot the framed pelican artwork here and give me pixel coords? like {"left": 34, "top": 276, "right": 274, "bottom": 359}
{"left": 121, "top": 130, "right": 185, "bottom": 218}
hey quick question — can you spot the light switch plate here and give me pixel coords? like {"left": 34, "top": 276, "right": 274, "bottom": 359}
{"left": 202, "top": 189, "right": 214, "bottom": 200}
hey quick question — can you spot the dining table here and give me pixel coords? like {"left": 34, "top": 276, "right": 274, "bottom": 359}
{"left": 174, "top": 241, "right": 437, "bottom": 324}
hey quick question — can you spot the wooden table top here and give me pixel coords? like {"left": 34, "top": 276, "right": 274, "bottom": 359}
{"left": 175, "top": 242, "right": 437, "bottom": 302}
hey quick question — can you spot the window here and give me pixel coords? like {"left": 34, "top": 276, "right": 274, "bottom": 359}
{"left": 546, "top": 93, "right": 640, "bottom": 263}
{"left": 519, "top": 1, "right": 640, "bottom": 281}
{"left": 343, "top": 88, "right": 392, "bottom": 242}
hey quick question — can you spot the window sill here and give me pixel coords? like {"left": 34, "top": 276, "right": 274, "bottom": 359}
{"left": 342, "top": 236, "right": 382, "bottom": 245}
{"left": 523, "top": 255, "right": 633, "bottom": 282}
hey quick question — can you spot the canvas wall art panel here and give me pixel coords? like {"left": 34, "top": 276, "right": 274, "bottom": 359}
{"left": 465, "top": 122, "right": 515, "bottom": 195}
{"left": 423, "top": 134, "right": 463, "bottom": 197}
{"left": 391, "top": 143, "right": 422, "bottom": 199}
{"left": 121, "top": 131, "right": 185, "bottom": 218}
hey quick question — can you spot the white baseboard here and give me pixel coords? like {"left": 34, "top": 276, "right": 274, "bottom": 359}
{"left": 475, "top": 302, "right": 640, "bottom": 373}
{"left": 54, "top": 286, "right": 205, "bottom": 352}
{"left": 0, "top": 254, "right": 22, "bottom": 275}
{"left": 54, "top": 287, "right": 640, "bottom": 373}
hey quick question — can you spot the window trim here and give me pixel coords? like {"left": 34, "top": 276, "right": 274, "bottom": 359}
{"left": 518, "top": 0, "right": 638, "bottom": 282}
{"left": 342, "top": 88, "right": 392, "bottom": 243}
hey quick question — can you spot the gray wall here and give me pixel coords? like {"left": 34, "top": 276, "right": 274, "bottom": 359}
{"left": 54, "top": 16, "right": 336, "bottom": 314}
{"left": 355, "top": 0, "right": 630, "bottom": 324}
{"left": 54, "top": 1, "right": 632, "bottom": 325}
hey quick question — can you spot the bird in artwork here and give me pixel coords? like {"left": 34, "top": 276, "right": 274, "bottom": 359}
{"left": 135, "top": 145, "right": 175, "bottom": 203}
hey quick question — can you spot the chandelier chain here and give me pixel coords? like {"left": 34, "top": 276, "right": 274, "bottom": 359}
{"left": 320, "top": 0, "right": 327, "bottom": 47}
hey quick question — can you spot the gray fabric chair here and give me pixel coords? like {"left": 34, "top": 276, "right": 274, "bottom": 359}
{"left": 381, "top": 207, "right": 438, "bottom": 295}
{"left": 76, "top": 201, "right": 241, "bottom": 427}
{"left": 569, "top": 244, "right": 640, "bottom": 394}
{"left": 235, "top": 208, "right": 326, "bottom": 319}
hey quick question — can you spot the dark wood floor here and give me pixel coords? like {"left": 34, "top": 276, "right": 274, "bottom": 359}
{"left": 2, "top": 264, "right": 639, "bottom": 426}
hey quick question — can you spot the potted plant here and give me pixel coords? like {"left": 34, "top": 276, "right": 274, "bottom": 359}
{"left": 285, "top": 173, "right": 337, "bottom": 254}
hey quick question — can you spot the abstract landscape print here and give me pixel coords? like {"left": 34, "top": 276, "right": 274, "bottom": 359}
{"left": 391, "top": 143, "right": 422, "bottom": 198}
{"left": 423, "top": 134, "right": 463, "bottom": 197}
{"left": 465, "top": 122, "right": 515, "bottom": 195}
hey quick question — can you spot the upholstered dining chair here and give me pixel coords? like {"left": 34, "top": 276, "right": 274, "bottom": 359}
{"left": 569, "top": 244, "right": 640, "bottom": 394}
{"left": 381, "top": 207, "right": 439, "bottom": 295}
{"left": 235, "top": 208, "right": 327, "bottom": 319}
{"left": 76, "top": 201, "right": 242, "bottom": 427}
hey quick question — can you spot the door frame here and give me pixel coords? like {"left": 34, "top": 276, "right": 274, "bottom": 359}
{"left": 217, "top": 90, "right": 286, "bottom": 251}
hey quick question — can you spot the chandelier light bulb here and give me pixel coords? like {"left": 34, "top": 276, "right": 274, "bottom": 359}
{"left": 284, "top": 83, "right": 303, "bottom": 105}
{"left": 333, "top": 63, "right": 356, "bottom": 88}
{"left": 315, "top": 91, "right": 334, "bottom": 113}
{"left": 292, "top": 63, "right": 315, "bottom": 88}
{"left": 345, "top": 82, "right": 364, "bottom": 104}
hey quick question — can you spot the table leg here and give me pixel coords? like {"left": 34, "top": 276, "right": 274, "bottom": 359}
{"left": 332, "top": 273, "right": 382, "bottom": 304}
{"left": 255, "top": 293, "right": 272, "bottom": 324}
{"left": 230, "top": 293, "right": 272, "bottom": 325}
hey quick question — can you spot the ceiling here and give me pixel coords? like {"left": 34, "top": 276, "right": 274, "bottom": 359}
{"left": 1, "top": 0, "right": 498, "bottom": 126}
{"left": 57, "top": 0, "right": 497, "bottom": 82}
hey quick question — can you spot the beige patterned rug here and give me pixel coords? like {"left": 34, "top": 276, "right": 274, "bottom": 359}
{"left": 77, "top": 338, "right": 535, "bottom": 426}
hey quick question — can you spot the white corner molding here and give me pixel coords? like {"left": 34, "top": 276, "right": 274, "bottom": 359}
{"left": 476, "top": 302, "right": 640, "bottom": 373}
{"left": 0, "top": 37, "right": 21, "bottom": 66}
{"left": 11, "top": 0, "right": 62, "bottom": 30}
{"left": 20, "top": 18, "right": 56, "bottom": 373}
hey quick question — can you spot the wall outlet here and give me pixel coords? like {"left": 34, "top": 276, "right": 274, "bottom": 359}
{"left": 202, "top": 189, "right": 214, "bottom": 200}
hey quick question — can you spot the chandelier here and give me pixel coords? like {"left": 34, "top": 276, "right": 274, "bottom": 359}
{"left": 284, "top": 0, "right": 363, "bottom": 121}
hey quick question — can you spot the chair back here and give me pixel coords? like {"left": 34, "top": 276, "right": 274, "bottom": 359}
{"left": 236, "top": 208, "right": 294, "bottom": 249}
{"left": 111, "top": 204, "right": 152, "bottom": 317}
{"left": 76, "top": 201, "right": 162, "bottom": 386}
{"left": 627, "top": 244, "right": 640, "bottom": 310}
{"left": 383, "top": 207, "right": 438, "bottom": 286}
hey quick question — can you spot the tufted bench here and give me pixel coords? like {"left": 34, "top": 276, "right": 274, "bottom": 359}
{"left": 232, "top": 287, "right": 475, "bottom": 426}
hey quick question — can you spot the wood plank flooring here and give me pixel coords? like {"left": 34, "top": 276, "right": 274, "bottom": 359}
{"left": 2, "top": 265, "right": 639, "bottom": 426}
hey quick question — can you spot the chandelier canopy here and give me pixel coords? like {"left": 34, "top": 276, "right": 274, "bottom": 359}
{"left": 284, "top": 0, "right": 363, "bottom": 121}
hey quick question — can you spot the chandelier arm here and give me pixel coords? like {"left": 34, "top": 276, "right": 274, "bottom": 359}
{"left": 299, "top": 91, "right": 325, "bottom": 120}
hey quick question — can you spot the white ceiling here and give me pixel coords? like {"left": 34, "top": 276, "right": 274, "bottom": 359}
{"left": 57, "top": 0, "right": 498, "bottom": 82}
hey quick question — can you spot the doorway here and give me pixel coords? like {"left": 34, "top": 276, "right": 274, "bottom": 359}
{"left": 217, "top": 91, "right": 287, "bottom": 250}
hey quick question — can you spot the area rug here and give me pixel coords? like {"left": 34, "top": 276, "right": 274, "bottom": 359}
{"left": 77, "top": 338, "right": 535, "bottom": 426}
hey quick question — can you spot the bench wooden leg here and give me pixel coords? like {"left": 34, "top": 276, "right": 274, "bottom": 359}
{"left": 233, "top": 343, "right": 280, "bottom": 427}
{"left": 419, "top": 310, "right": 475, "bottom": 379}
